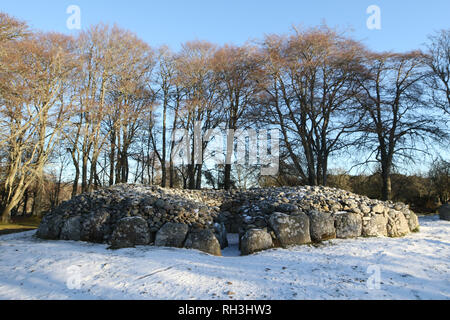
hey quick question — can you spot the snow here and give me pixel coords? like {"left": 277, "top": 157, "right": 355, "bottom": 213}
{"left": 0, "top": 215, "right": 449, "bottom": 300}
{"left": 221, "top": 234, "right": 240, "bottom": 257}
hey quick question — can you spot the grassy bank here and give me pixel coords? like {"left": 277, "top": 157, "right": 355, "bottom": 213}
{"left": 0, "top": 216, "right": 41, "bottom": 236}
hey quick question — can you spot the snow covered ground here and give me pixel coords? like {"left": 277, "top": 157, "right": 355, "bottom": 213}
{"left": 0, "top": 215, "right": 448, "bottom": 300}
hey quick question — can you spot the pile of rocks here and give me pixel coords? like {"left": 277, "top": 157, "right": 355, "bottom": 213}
{"left": 218, "top": 186, "right": 419, "bottom": 254}
{"left": 36, "top": 184, "right": 420, "bottom": 256}
{"left": 36, "top": 184, "right": 225, "bottom": 255}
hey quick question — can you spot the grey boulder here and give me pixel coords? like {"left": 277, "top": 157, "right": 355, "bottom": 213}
{"left": 362, "top": 214, "right": 387, "bottom": 237}
{"left": 80, "top": 210, "right": 111, "bottom": 243}
{"left": 240, "top": 229, "right": 273, "bottom": 255}
{"left": 371, "top": 204, "right": 385, "bottom": 214}
{"left": 155, "top": 222, "right": 189, "bottom": 248}
{"left": 36, "top": 213, "right": 65, "bottom": 240}
{"left": 402, "top": 209, "right": 420, "bottom": 232}
{"left": 109, "top": 216, "right": 152, "bottom": 249}
{"left": 307, "top": 210, "right": 336, "bottom": 242}
{"left": 335, "top": 212, "right": 362, "bottom": 238}
{"left": 268, "top": 212, "right": 311, "bottom": 247}
{"left": 60, "top": 216, "right": 82, "bottom": 241}
{"left": 184, "top": 228, "right": 222, "bottom": 256}
{"left": 386, "top": 210, "right": 410, "bottom": 237}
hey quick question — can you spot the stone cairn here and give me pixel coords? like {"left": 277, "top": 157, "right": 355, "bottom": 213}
{"left": 36, "top": 184, "right": 420, "bottom": 256}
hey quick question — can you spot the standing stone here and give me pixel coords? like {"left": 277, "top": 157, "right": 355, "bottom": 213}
{"left": 155, "top": 222, "right": 189, "bottom": 248}
{"left": 438, "top": 204, "right": 450, "bottom": 221}
{"left": 110, "top": 216, "right": 152, "bottom": 249}
{"left": 335, "top": 212, "right": 362, "bottom": 238}
{"left": 184, "top": 229, "right": 222, "bottom": 256}
{"left": 307, "top": 210, "right": 336, "bottom": 242}
{"left": 268, "top": 212, "right": 311, "bottom": 247}
{"left": 240, "top": 229, "right": 273, "bottom": 255}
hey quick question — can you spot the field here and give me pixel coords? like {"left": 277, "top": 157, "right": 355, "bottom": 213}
{"left": 0, "top": 215, "right": 448, "bottom": 300}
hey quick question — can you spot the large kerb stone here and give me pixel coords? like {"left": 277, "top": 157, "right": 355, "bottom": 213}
{"left": 155, "top": 222, "right": 189, "bottom": 248}
{"left": 268, "top": 212, "right": 311, "bottom": 247}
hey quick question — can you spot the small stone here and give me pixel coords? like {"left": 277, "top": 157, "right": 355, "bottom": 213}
{"left": 372, "top": 204, "right": 385, "bottom": 214}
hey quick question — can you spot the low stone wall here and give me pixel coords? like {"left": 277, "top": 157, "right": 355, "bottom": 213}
{"left": 36, "top": 184, "right": 420, "bottom": 256}
{"left": 218, "top": 186, "right": 419, "bottom": 255}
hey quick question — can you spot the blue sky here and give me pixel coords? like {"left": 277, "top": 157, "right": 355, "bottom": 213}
{"left": 1, "top": 0, "right": 449, "bottom": 52}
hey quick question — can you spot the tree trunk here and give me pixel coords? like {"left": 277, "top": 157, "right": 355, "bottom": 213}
{"left": 1, "top": 208, "right": 11, "bottom": 224}
{"left": 22, "top": 190, "right": 29, "bottom": 215}
{"left": 89, "top": 160, "right": 97, "bottom": 192}
{"left": 72, "top": 165, "right": 80, "bottom": 199}
{"left": 321, "top": 153, "right": 328, "bottom": 186}
{"left": 1, "top": 190, "right": 23, "bottom": 223}
{"left": 188, "top": 164, "right": 196, "bottom": 189}
{"left": 81, "top": 154, "right": 88, "bottom": 193}
{"left": 109, "top": 131, "right": 116, "bottom": 186}
{"left": 381, "top": 167, "right": 392, "bottom": 201}
{"left": 169, "top": 160, "right": 174, "bottom": 188}
{"left": 32, "top": 182, "right": 44, "bottom": 218}
{"left": 195, "top": 164, "right": 202, "bottom": 189}
{"left": 161, "top": 100, "right": 167, "bottom": 188}
{"left": 224, "top": 125, "right": 235, "bottom": 190}
{"left": 224, "top": 164, "right": 232, "bottom": 190}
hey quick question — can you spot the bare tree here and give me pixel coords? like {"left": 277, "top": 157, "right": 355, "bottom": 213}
{"left": 66, "top": 24, "right": 155, "bottom": 195}
{"left": 259, "top": 26, "right": 363, "bottom": 186}
{"left": 354, "top": 51, "right": 448, "bottom": 200}
{"left": 106, "top": 33, "right": 155, "bottom": 185}
{"left": 175, "top": 41, "right": 223, "bottom": 189}
{"left": 0, "top": 32, "right": 74, "bottom": 222}
{"left": 1, "top": 11, "right": 449, "bottom": 214}
{"left": 425, "top": 29, "right": 450, "bottom": 115}
{"left": 150, "top": 46, "right": 178, "bottom": 187}
{"left": 428, "top": 158, "right": 450, "bottom": 205}
{"left": 213, "top": 44, "right": 262, "bottom": 189}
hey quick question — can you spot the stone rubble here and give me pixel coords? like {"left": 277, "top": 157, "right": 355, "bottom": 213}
{"left": 36, "top": 184, "right": 420, "bottom": 256}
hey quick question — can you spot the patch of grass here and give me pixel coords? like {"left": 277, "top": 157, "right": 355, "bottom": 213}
{"left": 0, "top": 216, "right": 41, "bottom": 235}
